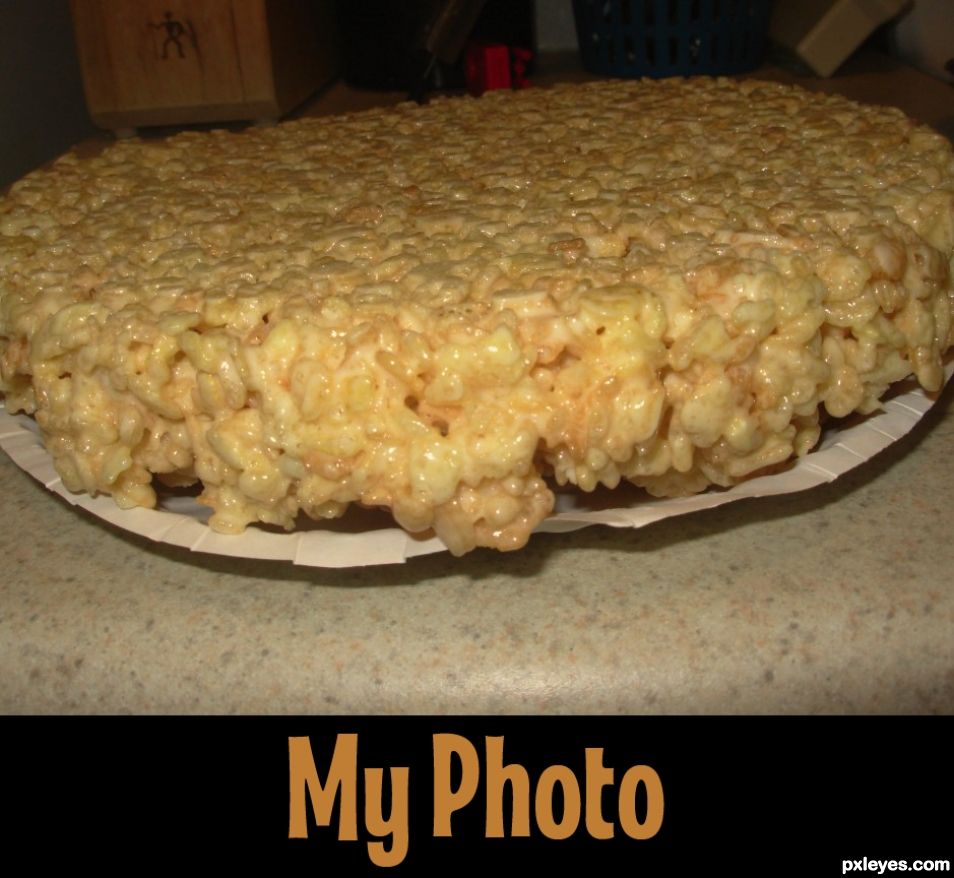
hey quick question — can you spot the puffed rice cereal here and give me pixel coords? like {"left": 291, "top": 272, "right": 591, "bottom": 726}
{"left": 1, "top": 78, "right": 952, "bottom": 554}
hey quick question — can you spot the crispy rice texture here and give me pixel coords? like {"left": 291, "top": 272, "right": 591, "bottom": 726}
{"left": 1, "top": 78, "right": 952, "bottom": 554}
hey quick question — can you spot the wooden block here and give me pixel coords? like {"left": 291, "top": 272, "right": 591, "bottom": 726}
{"left": 70, "top": 0, "right": 338, "bottom": 129}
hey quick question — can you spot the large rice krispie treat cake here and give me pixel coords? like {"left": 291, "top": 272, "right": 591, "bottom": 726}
{"left": 1, "top": 78, "right": 952, "bottom": 554}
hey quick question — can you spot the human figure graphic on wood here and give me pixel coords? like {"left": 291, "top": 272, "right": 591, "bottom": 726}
{"left": 148, "top": 11, "right": 197, "bottom": 60}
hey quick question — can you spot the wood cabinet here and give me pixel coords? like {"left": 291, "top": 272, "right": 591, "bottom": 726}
{"left": 70, "top": 0, "right": 338, "bottom": 130}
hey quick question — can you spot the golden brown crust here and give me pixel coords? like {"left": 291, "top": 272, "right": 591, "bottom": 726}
{"left": 1, "top": 78, "right": 952, "bottom": 554}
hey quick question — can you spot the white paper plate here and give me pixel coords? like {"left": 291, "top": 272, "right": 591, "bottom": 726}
{"left": 1, "top": 364, "right": 949, "bottom": 566}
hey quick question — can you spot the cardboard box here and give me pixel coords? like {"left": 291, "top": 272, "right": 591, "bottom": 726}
{"left": 770, "top": 0, "right": 907, "bottom": 76}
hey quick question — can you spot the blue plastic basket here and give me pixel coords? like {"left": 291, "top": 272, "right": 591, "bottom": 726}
{"left": 573, "top": 0, "right": 773, "bottom": 78}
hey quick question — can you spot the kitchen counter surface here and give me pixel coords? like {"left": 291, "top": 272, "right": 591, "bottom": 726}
{"left": 2, "top": 52, "right": 953, "bottom": 714}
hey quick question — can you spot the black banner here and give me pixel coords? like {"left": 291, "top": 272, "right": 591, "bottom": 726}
{"left": 6, "top": 717, "right": 951, "bottom": 870}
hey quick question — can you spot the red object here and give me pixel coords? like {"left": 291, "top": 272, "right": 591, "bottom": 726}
{"left": 464, "top": 42, "right": 532, "bottom": 95}
{"left": 511, "top": 46, "right": 532, "bottom": 89}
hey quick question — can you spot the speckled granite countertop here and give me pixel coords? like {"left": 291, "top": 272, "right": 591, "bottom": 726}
{"left": 2, "top": 55, "right": 953, "bottom": 715}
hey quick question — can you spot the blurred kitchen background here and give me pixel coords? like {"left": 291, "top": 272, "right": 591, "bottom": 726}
{"left": 2, "top": 1, "right": 952, "bottom": 190}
